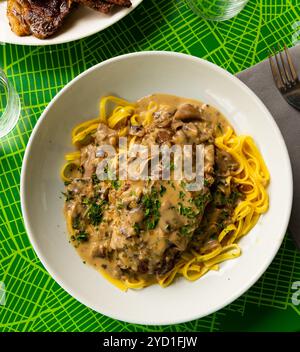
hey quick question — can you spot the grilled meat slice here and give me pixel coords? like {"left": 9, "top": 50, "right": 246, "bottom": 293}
{"left": 7, "top": 0, "right": 133, "bottom": 39}
{"left": 74, "top": 0, "right": 114, "bottom": 13}
{"left": 7, "top": 0, "right": 73, "bottom": 39}
{"left": 7, "top": 0, "right": 30, "bottom": 36}
{"left": 105, "top": 0, "right": 132, "bottom": 7}
{"left": 76, "top": 0, "right": 132, "bottom": 12}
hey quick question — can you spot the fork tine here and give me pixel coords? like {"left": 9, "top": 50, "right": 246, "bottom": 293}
{"left": 278, "top": 44, "right": 292, "bottom": 85}
{"left": 273, "top": 46, "right": 287, "bottom": 88}
{"left": 284, "top": 44, "right": 299, "bottom": 84}
{"left": 269, "top": 48, "right": 285, "bottom": 90}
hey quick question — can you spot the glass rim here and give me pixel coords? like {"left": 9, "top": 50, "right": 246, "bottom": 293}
{"left": 0, "top": 69, "right": 21, "bottom": 139}
{"left": 186, "top": 0, "right": 250, "bottom": 22}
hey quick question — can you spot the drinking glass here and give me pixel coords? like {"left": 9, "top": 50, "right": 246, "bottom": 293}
{"left": 0, "top": 69, "right": 20, "bottom": 138}
{"left": 187, "top": 0, "right": 249, "bottom": 21}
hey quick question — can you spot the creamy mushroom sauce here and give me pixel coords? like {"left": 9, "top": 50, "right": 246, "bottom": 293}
{"left": 63, "top": 94, "right": 241, "bottom": 284}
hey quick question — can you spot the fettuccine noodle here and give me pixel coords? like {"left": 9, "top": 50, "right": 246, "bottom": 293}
{"left": 62, "top": 95, "right": 270, "bottom": 291}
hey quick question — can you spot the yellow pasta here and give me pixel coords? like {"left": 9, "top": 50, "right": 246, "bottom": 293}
{"left": 98, "top": 268, "right": 128, "bottom": 291}
{"left": 60, "top": 161, "right": 80, "bottom": 182}
{"left": 62, "top": 96, "right": 269, "bottom": 291}
{"left": 158, "top": 127, "right": 269, "bottom": 287}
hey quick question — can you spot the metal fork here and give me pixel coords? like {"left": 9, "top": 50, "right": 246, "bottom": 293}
{"left": 269, "top": 44, "right": 300, "bottom": 111}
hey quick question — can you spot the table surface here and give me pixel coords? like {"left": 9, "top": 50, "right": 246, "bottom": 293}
{"left": 0, "top": 0, "right": 300, "bottom": 332}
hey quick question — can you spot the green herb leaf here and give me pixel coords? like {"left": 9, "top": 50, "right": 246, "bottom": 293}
{"left": 111, "top": 180, "right": 121, "bottom": 190}
{"left": 203, "top": 179, "right": 209, "bottom": 187}
{"left": 62, "top": 190, "right": 74, "bottom": 202}
{"left": 72, "top": 215, "right": 81, "bottom": 230}
{"left": 141, "top": 188, "right": 161, "bottom": 230}
{"left": 160, "top": 185, "right": 167, "bottom": 196}
{"left": 91, "top": 173, "right": 100, "bottom": 185}
{"left": 179, "top": 191, "right": 185, "bottom": 200}
{"left": 193, "top": 192, "right": 212, "bottom": 213}
{"left": 133, "top": 223, "right": 141, "bottom": 235}
{"left": 75, "top": 230, "right": 89, "bottom": 242}
{"left": 179, "top": 225, "right": 193, "bottom": 237}
{"left": 86, "top": 198, "right": 107, "bottom": 226}
{"left": 178, "top": 202, "right": 196, "bottom": 218}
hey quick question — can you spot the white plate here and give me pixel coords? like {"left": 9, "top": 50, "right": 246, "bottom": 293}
{"left": 21, "top": 52, "right": 293, "bottom": 325}
{"left": 0, "top": 1, "right": 143, "bottom": 45}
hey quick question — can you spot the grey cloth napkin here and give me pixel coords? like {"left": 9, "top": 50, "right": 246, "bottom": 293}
{"left": 237, "top": 45, "right": 300, "bottom": 249}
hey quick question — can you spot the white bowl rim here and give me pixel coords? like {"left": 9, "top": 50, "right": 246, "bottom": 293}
{"left": 20, "top": 51, "right": 293, "bottom": 325}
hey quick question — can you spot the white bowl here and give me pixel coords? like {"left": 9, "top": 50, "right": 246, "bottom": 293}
{"left": 21, "top": 52, "right": 293, "bottom": 325}
{"left": 0, "top": 1, "right": 143, "bottom": 45}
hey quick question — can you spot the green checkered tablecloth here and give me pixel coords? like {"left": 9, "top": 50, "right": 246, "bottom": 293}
{"left": 1, "top": 0, "right": 300, "bottom": 332}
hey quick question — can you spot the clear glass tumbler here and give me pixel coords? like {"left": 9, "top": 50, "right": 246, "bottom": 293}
{"left": 0, "top": 69, "right": 20, "bottom": 138}
{"left": 187, "top": 0, "right": 249, "bottom": 21}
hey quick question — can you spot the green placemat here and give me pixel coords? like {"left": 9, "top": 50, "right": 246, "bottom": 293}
{"left": 1, "top": 0, "right": 300, "bottom": 332}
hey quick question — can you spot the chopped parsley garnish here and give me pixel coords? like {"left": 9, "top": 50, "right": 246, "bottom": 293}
{"left": 193, "top": 193, "right": 212, "bottom": 213}
{"left": 82, "top": 196, "right": 107, "bottom": 225}
{"left": 91, "top": 173, "right": 100, "bottom": 185}
{"left": 81, "top": 196, "right": 90, "bottom": 205}
{"left": 179, "top": 225, "right": 193, "bottom": 237}
{"left": 116, "top": 202, "right": 125, "bottom": 209}
{"left": 133, "top": 223, "right": 141, "bottom": 235}
{"left": 72, "top": 215, "right": 81, "bottom": 230}
{"left": 179, "top": 191, "right": 185, "bottom": 200}
{"left": 220, "top": 209, "right": 230, "bottom": 219}
{"left": 103, "top": 164, "right": 115, "bottom": 180}
{"left": 229, "top": 190, "right": 242, "bottom": 204}
{"left": 217, "top": 221, "right": 226, "bottom": 230}
{"left": 87, "top": 200, "right": 107, "bottom": 226}
{"left": 64, "top": 181, "right": 71, "bottom": 186}
{"left": 141, "top": 188, "right": 162, "bottom": 230}
{"left": 170, "top": 161, "right": 175, "bottom": 171}
{"left": 178, "top": 203, "right": 196, "bottom": 218}
{"left": 75, "top": 230, "right": 89, "bottom": 242}
{"left": 214, "top": 191, "right": 226, "bottom": 206}
{"left": 213, "top": 189, "right": 242, "bottom": 207}
{"left": 62, "top": 190, "right": 74, "bottom": 202}
{"left": 111, "top": 180, "right": 121, "bottom": 190}
{"left": 203, "top": 179, "right": 210, "bottom": 187}
{"left": 160, "top": 185, "right": 167, "bottom": 197}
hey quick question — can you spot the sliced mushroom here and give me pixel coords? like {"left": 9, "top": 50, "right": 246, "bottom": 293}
{"left": 169, "top": 231, "right": 190, "bottom": 251}
{"left": 81, "top": 144, "right": 97, "bottom": 177}
{"left": 91, "top": 243, "right": 107, "bottom": 258}
{"left": 197, "top": 122, "right": 214, "bottom": 143}
{"left": 156, "top": 129, "right": 172, "bottom": 144}
{"left": 172, "top": 129, "right": 187, "bottom": 145}
{"left": 129, "top": 125, "right": 145, "bottom": 137}
{"left": 215, "top": 148, "right": 239, "bottom": 177}
{"left": 171, "top": 120, "right": 184, "bottom": 131}
{"left": 182, "top": 122, "right": 199, "bottom": 139}
{"left": 95, "top": 123, "right": 117, "bottom": 142}
{"left": 153, "top": 110, "right": 174, "bottom": 128}
{"left": 204, "top": 144, "right": 215, "bottom": 184}
{"left": 138, "top": 260, "right": 149, "bottom": 274}
{"left": 174, "top": 103, "right": 203, "bottom": 121}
